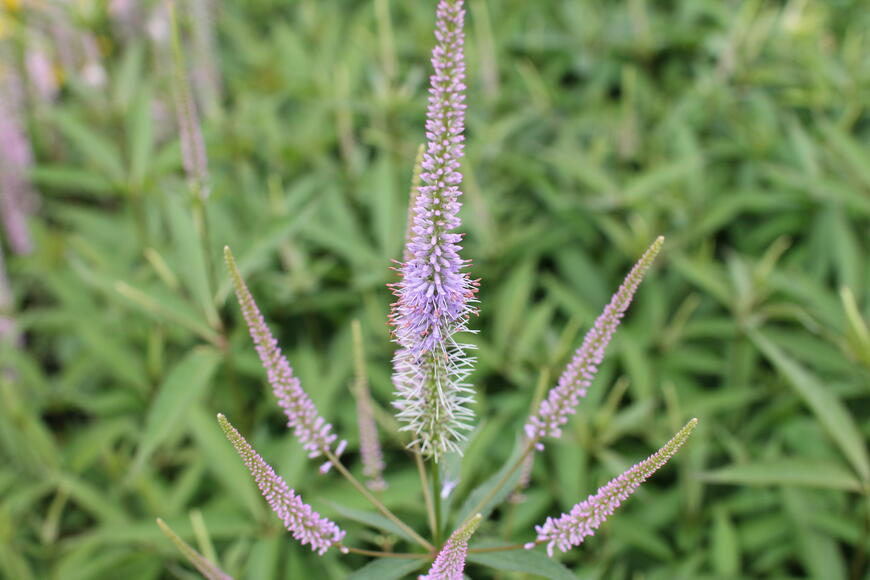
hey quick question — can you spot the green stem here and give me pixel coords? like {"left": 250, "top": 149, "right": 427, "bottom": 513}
{"left": 467, "top": 541, "right": 539, "bottom": 555}
{"left": 341, "top": 545, "right": 430, "bottom": 560}
{"left": 432, "top": 461, "right": 443, "bottom": 546}
{"left": 324, "top": 449, "right": 435, "bottom": 552}
{"left": 459, "top": 439, "right": 537, "bottom": 529}
{"left": 413, "top": 445, "right": 438, "bottom": 542}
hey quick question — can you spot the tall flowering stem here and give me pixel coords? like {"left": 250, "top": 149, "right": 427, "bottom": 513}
{"left": 529, "top": 418, "right": 697, "bottom": 556}
{"left": 525, "top": 237, "right": 664, "bottom": 447}
{"left": 351, "top": 320, "right": 387, "bottom": 491}
{"left": 217, "top": 414, "right": 345, "bottom": 555}
{"left": 169, "top": 1, "right": 209, "bottom": 200}
{"left": 391, "top": 0, "right": 478, "bottom": 461}
{"left": 224, "top": 247, "right": 340, "bottom": 460}
{"left": 420, "top": 514, "right": 482, "bottom": 580}
{"left": 0, "top": 53, "right": 37, "bottom": 255}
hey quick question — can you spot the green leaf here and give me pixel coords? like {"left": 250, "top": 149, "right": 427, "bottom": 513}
{"left": 699, "top": 460, "right": 862, "bottom": 492}
{"left": 127, "top": 84, "right": 154, "bottom": 190}
{"left": 29, "top": 166, "right": 115, "bottom": 196}
{"left": 50, "top": 111, "right": 126, "bottom": 184}
{"left": 467, "top": 546, "right": 576, "bottom": 580}
{"left": 750, "top": 330, "right": 870, "bottom": 482}
{"left": 165, "top": 194, "right": 220, "bottom": 329}
{"left": 130, "top": 348, "right": 222, "bottom": 477}
{"left": 711, "top": 509, "right": 740, "bottom": 577}
{"left": 344, "top": 558, "right": 424, "bottom": 580}
{"left": 454, "top": 435, "right": 526, "bottom": 525}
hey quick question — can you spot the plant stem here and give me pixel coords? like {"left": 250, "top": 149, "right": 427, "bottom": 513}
{"left": 324, "top": 448, "right": 435, "bottom": 552}
{"left": 341, "top": 545, "right": 429, "bottom": 559}
{"left": 413, "top": 445, "right": 438, "bottom": 542}
{"left": 467, "top": 541, "right": 539, "bottom": 554}
{"left": 458, "top": 439, "right": 537, "bottom": 529}
{"left": 432, "top": 460, "right": 442, "bottom": 546}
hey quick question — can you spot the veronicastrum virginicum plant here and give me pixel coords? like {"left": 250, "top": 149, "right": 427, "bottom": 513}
{"left": 159, "top": 1, "right": 698, "bottom": 577}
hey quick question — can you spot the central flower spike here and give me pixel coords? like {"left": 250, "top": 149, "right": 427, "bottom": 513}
{"left": 390, "top": 0, "right": 478, "bottom": 460}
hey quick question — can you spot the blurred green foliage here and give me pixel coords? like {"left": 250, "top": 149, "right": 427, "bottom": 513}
{"left": 1, "top": 0, "right": 869, "bottom": 578}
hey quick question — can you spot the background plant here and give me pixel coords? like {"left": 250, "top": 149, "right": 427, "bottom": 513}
{"left": 1, "top": 0, "right": 869, "bottom": 579}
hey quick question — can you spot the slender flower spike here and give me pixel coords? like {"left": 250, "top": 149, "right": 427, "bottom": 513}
{"left": 169, "top": 2, "right": 210, "bottom": 199}
{"left": 525, "top": 237, "right": 664, "bottom": 447}
{"left": 351, "top": 320, "right": 387, "bottom": 491}
{"left": 529, "top": 418, "right": 698, "bottom": 556}
{"left": 0, "top": 57, "right": 37, "bottom": 255}
{"left": 420, "top": 514, "right": 482, "bottom": 580}
{"left": 390, "top": 0, "right": 478, "bottom": 460}
{"left": 225, "top": 247, "right": 341, "bottom": 460}
{"left": 218, "top": 414, "right": 346, "bottom": 555}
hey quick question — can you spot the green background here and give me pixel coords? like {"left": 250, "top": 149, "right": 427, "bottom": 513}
{"left": 2, "top": 0, "right": 869, "bottom": 578}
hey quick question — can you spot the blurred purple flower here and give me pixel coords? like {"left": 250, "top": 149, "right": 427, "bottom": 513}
{"left": 352, "top": 320, "right": 387, "bottom": 490}
{"left": 0, "top": 58, "right": 37, "bottom": 255}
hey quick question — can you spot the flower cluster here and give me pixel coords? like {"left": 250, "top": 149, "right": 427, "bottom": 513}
{"left": 196, "top": 0, "right": 698, "bottom": 574}
{"left": 525, "top": 237, "right": 664, "bottom": 446}
{"left": 225, "top": 248, "right": 341, "bottom": 460}
{"left": 420, "top": 514, "right": 481, "bottom": 580}
{"left": 390, "top": 0, "right": 478, "bottom": 460}
{"left": 218, "top": 414, "right": 345, "bottom": 555}
{"left": 530, "top": 418, "right": 698, "bottom": 556}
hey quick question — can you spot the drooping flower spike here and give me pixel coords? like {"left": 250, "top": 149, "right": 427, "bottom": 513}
{"left": 351, "top": 320, "right": 387, "bottom": 491}
{"left": 528, "top": 418, "right": 698, "bottom": 556}
{"left": 218, "top": 414, "right": 346, "bottom": 555}
{"left": 420, "top": 513, "right": 482, "bottom": 580}
{"left": 525, "top": 237, "right": 664, "bottom": 448}
{"left": 224, "top": 247, "right": 342, "bottom": 461}
{"left": 390, "top": 0, "right": 478, "bottom": 460}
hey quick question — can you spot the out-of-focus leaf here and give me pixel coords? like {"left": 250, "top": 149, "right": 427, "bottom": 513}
{"left": 699, "top": 460, "right": 862, "bottom": 492}
{"left": 131, "top": 347, "right": 222, "bottom": 476}
{"left": 344, "top": 558, "right": 423, "bottom": 580}
{"left": 750, "top": 330, "right": 870, "bottom": 482}
{"left": 468, "top": 546, "right": 576, "bottom": 579}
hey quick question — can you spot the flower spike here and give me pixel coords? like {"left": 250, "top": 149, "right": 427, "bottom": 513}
{"left": 390, "top": 0, "right": 478, "bottom": 460}
{"left": 528, "top": 418, "right": 697, "bottom": 556}
{"left": 525, "top": 237, "right": 664, "bottom": 447}
{"left": 420, "top": 513, "right": 482, "bottom": 580}
{"left": 225, "top": 247, "right": 342, "bottom": 460}
{"left": 169, "top": 0, "right": 210, "bottom": 199}
{"left": 218, "top": 414, "right": 345, "bottom": 555}
{"left": 351, "top": 320, "right": 388, "bottom": 490}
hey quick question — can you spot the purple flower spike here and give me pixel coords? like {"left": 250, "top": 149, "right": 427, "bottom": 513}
{"left": 525, "top": 237, "right": 664, "bottom": 446}
{"left": 390, "top": 0, "right": 478, "bottom": 460}
{"left": 217, "top": 414, "right": 345, "bottom": 555}
{"left": 225, "top": 247, "right": 341, "bottom": 460}
{"left": 352, "top": 320, "right": 388, "bottom": 490}
{"left": 528, "top": 418, "right": 697, "bottom": 556}
{"left": 420, "top": 513, "right": 482, "bottom": 580}
{"left": 170, "top": 4, "right": 210, "bottom": 200}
